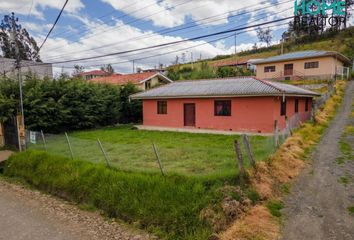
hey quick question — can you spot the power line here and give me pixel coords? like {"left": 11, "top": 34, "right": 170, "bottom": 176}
{"left": 48, "top": 16, "right": 294, "bottom": 65}
{"left": 37, "top": 0, "right": 69, "bottom": 52}
{"left": 44, "top": 0, "right": 293, "bottom": 61}
{"left": 20, "top": 17, "right": 291, "bottom": 69}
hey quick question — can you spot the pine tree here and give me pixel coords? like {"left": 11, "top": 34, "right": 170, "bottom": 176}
{"left": 0, "top": 13, "right": 41, "bottom": 62}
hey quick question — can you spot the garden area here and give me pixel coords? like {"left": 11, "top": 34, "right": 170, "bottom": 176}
{"left": 27, "top": 125, "right": 276, "bottom": 176}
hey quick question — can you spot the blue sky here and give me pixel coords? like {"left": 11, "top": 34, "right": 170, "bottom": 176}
{"left": 0, "top": 0, "right": 352, "bottom": 75}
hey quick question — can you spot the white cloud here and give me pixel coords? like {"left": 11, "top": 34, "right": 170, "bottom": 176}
{"left": 0, "top": 0, "right": 84, "bottom": 19}
{"left": 38, "top": 18, "right": 232, "bottom": 74}
{"left": 100, "top": 0, "right": 286, "bottom": 28}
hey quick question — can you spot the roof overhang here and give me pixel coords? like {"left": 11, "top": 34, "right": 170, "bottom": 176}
{"left": 253, "top": 52, "right": 351, "bottom": 65}
{"left": 131, "top": 93, "right": 320, "bottom": 100}
{"left": 138, "top": 73, "right": 173, "bottom": 84}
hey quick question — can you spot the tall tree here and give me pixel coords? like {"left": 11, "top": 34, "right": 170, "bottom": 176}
{"left": 256, "top": 27, "right": 273, "bottom": 47}
{"left": 101, "top": 64, "right": 115, "bottom": 74}
{"left": 0, "top": 13, "right": 41, "bottom": 62}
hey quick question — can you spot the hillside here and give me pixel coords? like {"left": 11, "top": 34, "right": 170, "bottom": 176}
{"left": 167, "top": 27, "right": 354, "bottom": 81}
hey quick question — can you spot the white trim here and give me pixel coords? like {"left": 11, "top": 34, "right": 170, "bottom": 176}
{"left": 138, "top": 73, "right": 173, "bottom": 84}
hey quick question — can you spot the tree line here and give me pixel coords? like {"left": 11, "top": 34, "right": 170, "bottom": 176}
{"left": 0, "top": 75, "right": 142, "bottom": 133}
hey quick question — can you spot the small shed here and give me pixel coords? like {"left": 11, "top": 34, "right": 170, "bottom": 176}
{"left": 131, "top": 77, "right": 319, "bottom": 134}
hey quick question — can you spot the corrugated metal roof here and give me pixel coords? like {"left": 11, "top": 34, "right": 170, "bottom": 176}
{"left": 131, "top": 77, "right": 319, "bottom": 99}
{"left": 253, "top": 50, "right": 350, "bottom": 64}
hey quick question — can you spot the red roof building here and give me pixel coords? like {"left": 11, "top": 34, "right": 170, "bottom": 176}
{"left": 91, "top": 72, "right": 172, "bottom": 91}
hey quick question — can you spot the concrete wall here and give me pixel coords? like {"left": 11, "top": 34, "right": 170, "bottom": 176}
{"left": 256, "top": 56, "right": 344, "bottom": 80}
{"left": 142, "top": 96, "right": 313, "bottom": 133}
{"left": 0, "top": 57, "right": 53, "bottom": 79}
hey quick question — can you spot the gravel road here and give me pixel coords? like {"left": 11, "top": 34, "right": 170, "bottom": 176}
{"left": 281, "top": 81, "right": 354, "bottom": 240}
{"left": 0, "top": 179, "right": 152, "bottom": 240}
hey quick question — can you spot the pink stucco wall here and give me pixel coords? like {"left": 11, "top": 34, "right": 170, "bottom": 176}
{"left": 142, "top": 96, "right": 312, "bottom": 133}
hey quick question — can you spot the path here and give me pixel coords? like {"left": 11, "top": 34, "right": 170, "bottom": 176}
{"left": 281, "top": 81, "right": 354, "bottom": 240}
{"left": 0, "top": 179, "right": 151, "bottom": 240}
{"left": 0, "top": 150, "right": 13, "bottom": 162}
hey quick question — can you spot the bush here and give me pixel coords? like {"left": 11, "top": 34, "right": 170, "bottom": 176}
{"left": 0, "top": 76, "right": 142, "bottom": 133}
{"left": 4, "top": 150, "right": 231, "bottom": 239}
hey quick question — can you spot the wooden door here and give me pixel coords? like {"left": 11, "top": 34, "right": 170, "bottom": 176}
{"left": 184, "top": 104, "right": 196, "bottom": 127}
{"left": 284, "top": 64, "right": 293, "bottom": 76}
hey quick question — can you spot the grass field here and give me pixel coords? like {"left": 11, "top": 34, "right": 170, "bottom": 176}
{"left": 28, "top": 125, "right": 276, "bottom": 176}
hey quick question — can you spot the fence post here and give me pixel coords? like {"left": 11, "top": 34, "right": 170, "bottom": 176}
{"left": 285, "top": 116, "right": 292, "bottom": 136}
{"left": 65, "top": 132, "right": 74, "bottom": 160}
{"left": 274, "top": 120, "right": 279, "bottom": 148}
{"left": 152, "top": 142, "right": 165, "bottom": 177}
{"left": 233, "top": 140, "right": 245, "bottom": 182}
{"left": 242, "top": 134, "right": 255, "bottom": 168}
{"left": 41, "top": 130, "right": 47, "bottom": 151}
{"left": 97, "top": 138, "right": 111, "bottom": 168}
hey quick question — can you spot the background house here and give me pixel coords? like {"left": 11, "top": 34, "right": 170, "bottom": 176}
{"left": 78, "top": 70, "right": 115, "bottom": 80}
{"left": 0, "top": 57, "right": 52, "bottom": 79}
{"left": 131, "top": 77, "right": 319, "bottom": 134}
{"left": 253, "top": 50, "right": 351, "bottom": 81}
{"left": 91, "top": 72, "right": 172, "bottom": 91}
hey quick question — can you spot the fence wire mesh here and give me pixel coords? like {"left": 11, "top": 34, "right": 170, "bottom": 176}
{"left": 26, "top": 127, "right": 292, "bottom": 176}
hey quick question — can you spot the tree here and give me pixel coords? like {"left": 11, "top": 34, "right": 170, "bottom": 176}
{"left": 256, "top": 27, "right": 273, "bottom": 47}
{"left": 101, "top": 64, "right": 115, "bottom": 74}
{"left": 72, "top": 65, "right": 84, "bottom": 76}
{"left": 0, "top": 13, "right": 41, "bottom": 62}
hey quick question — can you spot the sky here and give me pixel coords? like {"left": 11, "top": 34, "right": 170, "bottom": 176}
{"left": 0, "top": 0, "right": 353, "bottom": 76}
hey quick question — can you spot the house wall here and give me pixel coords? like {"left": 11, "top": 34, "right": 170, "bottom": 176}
{"left": 255, "top": 56, "right": 344, "bottom": 80}
{"left": 138, "top": 76, "right": 167, "bottom": 91}
{"left": 142, "top": 96, "right": 313, "bottom": 133}
{"left": 0, "top": 57, "right": 53, "bottom": 79}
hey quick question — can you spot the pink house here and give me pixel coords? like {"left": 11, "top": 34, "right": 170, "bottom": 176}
{"left": 131, "top": 77, "right": 319, "bottom": 134}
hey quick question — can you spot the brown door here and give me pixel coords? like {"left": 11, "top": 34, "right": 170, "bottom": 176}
{"left": 184, "top": 103, "right": 196, "bottom": 127}
{"left": 284, "top": 64, "right": 293, "bottom": 76}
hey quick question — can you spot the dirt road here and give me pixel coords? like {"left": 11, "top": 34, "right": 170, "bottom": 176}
{"left": 0, "top": 179, "right": 151, "bottom": 240}
{"left": 281, "top": 81, "right": 354, "bottom": 240}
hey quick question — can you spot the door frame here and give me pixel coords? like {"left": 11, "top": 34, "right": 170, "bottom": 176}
{"left": 284, "top": 63, "right": 294, "bottom": 76}
{"left": 183, "top": 103, "right": 196, "bottom": 127}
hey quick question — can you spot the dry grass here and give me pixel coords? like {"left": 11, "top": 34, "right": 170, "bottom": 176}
{"left": 220, "top": 205, "right": 279, "bottom": 240}
{"left": 221, "top": 80, "right": 347, "bottom": 240}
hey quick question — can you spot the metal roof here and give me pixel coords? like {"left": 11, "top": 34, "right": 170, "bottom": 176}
{"left": 131, "top": 77, "right": 319, "bottom": 99}
{"left": 253, "top": 50, "right": 350, "bottom": 65}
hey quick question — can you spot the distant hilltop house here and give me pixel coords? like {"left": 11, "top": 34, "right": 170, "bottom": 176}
{"left": 211, "top": 58, "right": 263, "bottom": 73}
{"left": 131, "top": 77, "right": 319, "bottom": 134}
{"left": 253, "top": 50, "right": 351, "bottom": 81}
{"left": 91, "top": 72, "right": 172, "bottom": 91}
{"left": 78, "top": 70, "right": 118, "bottom": 80}
{"left": 0, "top": 57, "right": 53, "bottom": 79}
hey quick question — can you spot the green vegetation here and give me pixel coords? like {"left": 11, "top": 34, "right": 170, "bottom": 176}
{"left": 0, "top": 76, "right": 141, "bottom": 133}
{"left": 348, "top": 206, "right": 354, "bottom": 215}
{"left": 29, "top": 125, "right": 275, "bottom": 176}
{"left": 4, "top": 150, "right": 253, "bottom": 240}
{"left": 169, "top": 27, "right": 354, "bottom": 81}
{"left": 338, "top": 175, "right": 350, "bottom": 186}
{"left": 266, "top": 200, "right": 284, "bottom": 218}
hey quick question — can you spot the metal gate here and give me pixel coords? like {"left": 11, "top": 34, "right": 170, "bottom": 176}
{"left": 3, "top": 117, "right": 19, "bottom": 150}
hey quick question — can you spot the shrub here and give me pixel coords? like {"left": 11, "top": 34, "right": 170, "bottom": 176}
{"left": 0, "top": 76, "right": 142, "bottom": 133}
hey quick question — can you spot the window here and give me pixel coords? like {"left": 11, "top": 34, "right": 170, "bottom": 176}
{"left": 295, "top": 99, "right": 299, "bottom": 113}
{"left": 304, "top": 61, "right": 319, "bottom": 69}
{"left": 145, "top": 80, "right": 152, "bottom": 90}
{"left": 264, "top": 66, "right": 276, "bottom": 72}
{"left": 305, "top": 98, "right": 309, "bottom": 112}
{"left": 280, "top": 99, "right": 287, "bottom": 116}
{"left": 214, "top": 100, "right": 231, "bottom": 116}
{"left": 157, "top": 101, "right": 167, "bottom": 114}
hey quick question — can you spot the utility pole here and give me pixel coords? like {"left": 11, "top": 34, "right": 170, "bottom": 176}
{"left": 234, "top": 32, "right": 238, "bottom": 65}
{"left": 132, "top": 60, "right": 135, "bottom": 73}
{"left": 190, "top": 52, "right": 194, "bottom": 70}
{"left": 2, "top": 13, "right": 25, "bottom": 151}
{"left": 281, "top": 38, "right": 284, "bottom": 55}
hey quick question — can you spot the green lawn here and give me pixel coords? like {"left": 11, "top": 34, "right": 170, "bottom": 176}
{"left": 29, "top": 125, "right": 276, "bottom": 176}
